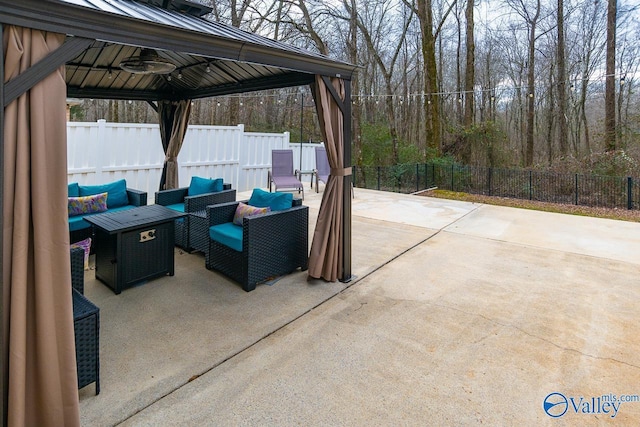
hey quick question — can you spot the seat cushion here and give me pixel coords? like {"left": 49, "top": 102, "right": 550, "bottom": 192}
{"left": 165, "top": 203, "right": 186, "bottom": 223}
{"left": 248, "top": 188, "right": 293, "bottom": 211}
{"left": 68, "top": 204, "right": 138, "bottom": 231}
{"left": 79, "top": 179, "right": 128, "bottom": 208}
{"left": 188, "top": 176, "right": 223, "bottom": 196}
{"left": 165, "top": 203, "right": 185, "bottom": 213}
{"left": 209, "top": 222, "right": 243, "bottom": 252}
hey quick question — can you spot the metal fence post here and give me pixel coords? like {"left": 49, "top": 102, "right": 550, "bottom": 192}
{"left": 628, "top": 177, "right": 633, "bottom": 210}
{"left": 488, "top": 167, "right": 492, "bottom": 196}
{"left": 451, "top": 164, "right": 455, "bottom": 191}
{"left": 377, "top": 166, "right": 381, "bottom": 190}
{"left": 575, "top": 174, "right": 579, "bottom": 205}
{"left": 529, "top": 170, "right": 533, "bottom": 200}
{"left": 416, "top": 164, "right": 419, "bottom": 192}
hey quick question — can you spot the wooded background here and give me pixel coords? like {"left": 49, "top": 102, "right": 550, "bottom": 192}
{"left": 70, "top": 0, "right": 640, "bottom": 177}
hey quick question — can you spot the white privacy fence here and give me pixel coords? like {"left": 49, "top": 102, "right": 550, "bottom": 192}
{"left": 67, "top": 120, "right": 321, "bottom": 198}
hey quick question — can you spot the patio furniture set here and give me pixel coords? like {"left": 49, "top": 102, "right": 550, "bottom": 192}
{"left": 67, "top": 148, "right": 327, "bottom": 393}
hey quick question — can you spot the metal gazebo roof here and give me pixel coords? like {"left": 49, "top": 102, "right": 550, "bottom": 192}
{"left": 0, "top": 0, "right": 358, "bottom": 102}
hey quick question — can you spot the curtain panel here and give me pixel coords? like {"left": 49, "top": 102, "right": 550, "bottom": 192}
{"left": 158, "top": 99, "right": 191, "bottom": 191}
{"left": 3, "top": 26, "right": 80, "bottom": 426}
{"left": 308, "top": 75, "right": 347, "bottom": 282}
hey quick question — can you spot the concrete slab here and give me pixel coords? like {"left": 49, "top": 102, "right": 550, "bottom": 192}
{"left": 79, "top": 187, "right": 640, "bottom": 426}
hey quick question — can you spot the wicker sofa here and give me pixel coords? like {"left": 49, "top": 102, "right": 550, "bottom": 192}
{"left": 155, "top": 179, "right": 236, "bottom": 251}
{"left": 68, "top": 179, "right": 147, "bottom": 245}
{"left": 70, "top": 246, "right": 100, "bottom": 394}
{"left": 205, "top": 189, "right": 308, "bottom": 292}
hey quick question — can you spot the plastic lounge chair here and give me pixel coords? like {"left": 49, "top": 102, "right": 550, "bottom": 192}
{"left": 268, "top": 149, "right": 304, "bottom": 200}
{"left": 314, "top": 146, "right": 330, "bottom": 193}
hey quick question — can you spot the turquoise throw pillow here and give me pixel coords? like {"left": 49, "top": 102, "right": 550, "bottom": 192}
{"left": 79, "top": 179, "right": 128, "bottom": 208}
{"left": 188, "top": 176, "right": 223, "bottom": 196}
{"left": 68, "top": 182, "right": 80, "bottom": 197}
{"left": 248, "top": 188, "right": 293, "bottom": 211}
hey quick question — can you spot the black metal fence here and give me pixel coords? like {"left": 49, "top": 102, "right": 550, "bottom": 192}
{"left": 353, "top": 163, "right": 639, "bottom": 210}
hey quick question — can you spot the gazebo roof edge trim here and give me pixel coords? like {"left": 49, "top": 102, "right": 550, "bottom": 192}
{"left": 0, "top": 0, "right": 357, "bottom": 80}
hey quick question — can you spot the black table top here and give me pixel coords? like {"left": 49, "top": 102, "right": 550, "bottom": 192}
{"left": 83, "top": 205, "right": 187, "bottom": 234}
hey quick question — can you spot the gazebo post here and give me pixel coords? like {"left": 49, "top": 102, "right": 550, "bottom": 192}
{"left": 341, "top": 79, "right": 352, "bottom": 282}
{"left": 0, "top": 22, "right": 5, "bottom": 427}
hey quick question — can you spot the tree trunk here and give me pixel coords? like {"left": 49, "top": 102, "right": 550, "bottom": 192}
{"left": 348, "top": 0, "right": 363, "bottom": 168}
{"left": 417, "top": 0, "right": 441, "bottom": 155}
{"left": 557, "top": 0, "right": 568, "bottom": 156}
{"left": 604, "top": 0, "right": 616, "bottom": 151}
{"left": 525, "top": 0, "right": 540, "bottom": 167}
{"left": 464, "top": 0, "right": 475, "bottom": 127}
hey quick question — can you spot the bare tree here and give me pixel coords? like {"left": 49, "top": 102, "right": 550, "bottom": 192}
{"left": 604, "top": 0, "right": 616, "bottom": 151}
{"left": 463, "top": 0, "right": 475, "bottom": 126}
{"left": 556, "top": 0, "right": 567, "bottom": 157}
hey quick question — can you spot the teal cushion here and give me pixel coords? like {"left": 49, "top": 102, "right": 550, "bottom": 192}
{"left": 68, "top": 215, "right": 91, "bottom": 232}
{"left": 209, "top": 222, "right": 243, "bottom": 252}
{"left": 248, "top": 188, "right": 293, "bottom": 211}
{"left": 68, "top": 204, "right": 137, "bottom": 231}
{"left": 165, "top": 203, "right": 185, "bottom": 213}
{"left": 68, "top": 182, "right": 80, "bottom": 197}
{"left": 165, "top": 203, "right": 186, "bottom": 223}
{"left": 188, "top": 176, "right": 223, "bottom": 196}
{"left": 79, "top": 179, "right": 128, "bottom": 209}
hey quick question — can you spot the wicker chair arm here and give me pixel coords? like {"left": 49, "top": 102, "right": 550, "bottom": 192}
{"left": 207, "top": 200, "right": 243, "bottom": 226}
{"left": 155, "top": 187, "right": 188, "bottom": 206}
{"left": 70, "top": 246, "right": 85, "bottom": 294}
{"left": 126, "top": 188, "right": 148, "bottom": 206}
{"left": 243, "top": 205, "right": 309, "bottom": 268}
{"left": 185, "top": 188, "right": 236, "bottom": 212}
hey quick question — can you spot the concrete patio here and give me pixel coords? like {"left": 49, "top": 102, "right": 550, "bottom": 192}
{"left": 78, "top": 185, "right": 640, "bottom": 426}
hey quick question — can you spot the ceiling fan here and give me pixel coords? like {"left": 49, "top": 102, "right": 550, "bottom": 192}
{"left": 119, "top": 48, "right": 176, "bottom": 74}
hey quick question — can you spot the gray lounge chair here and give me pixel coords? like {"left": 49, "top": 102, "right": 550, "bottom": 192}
{"left": 268, "top": 149, "right": 304, "bottom": 200}
{"left": 314, "top": 146, "right": 330, "bottom": 193}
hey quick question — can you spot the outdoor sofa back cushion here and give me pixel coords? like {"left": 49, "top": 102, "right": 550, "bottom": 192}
{"left": 248, "top": 188, "right": 293, "bottom": 211}
{"left": 79, "top": 178, "right": 128, "bottom": 209}
{"left": 188, "top": 176, "right": 224, "bottom": 196}
{"left": 68, "top": 182, "right": 80, "bottom": 197}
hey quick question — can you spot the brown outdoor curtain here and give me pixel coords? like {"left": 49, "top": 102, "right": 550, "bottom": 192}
{"left": 308, "top": 75, "right": 346, "bottom": 282}
{"left": 3, "top": 26, "right": 80, "bottom": 426}
{"left": 158, "top": 99, "right": 191, "bottom": 190}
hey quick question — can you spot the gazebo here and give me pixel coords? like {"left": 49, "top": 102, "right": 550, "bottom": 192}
{"left": 0, "top": 0, "right": 356, "bottom": 424}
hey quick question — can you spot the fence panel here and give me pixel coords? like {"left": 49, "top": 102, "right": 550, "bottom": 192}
{"left": 353, "top": 163, "right": 638, "bottom": 211}
{"left": 180, "top": 124, "right": 242, "bottom": 188}
{"left": 67, "top": 121, "right": 320, "bottom": 198}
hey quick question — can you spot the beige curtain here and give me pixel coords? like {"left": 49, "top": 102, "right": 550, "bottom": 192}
{"left": 3, "top": 26, "right": 80, "bottom": 426}
{"left": 308, "top": 76, "right": 347, "bottom": 282}
{"left": 158, "top": 99, "right": 191, "bottom": 190}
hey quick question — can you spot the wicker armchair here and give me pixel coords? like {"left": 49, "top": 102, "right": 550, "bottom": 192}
{"left": 155, "top": 183, "right": 236, "bottom": 251}
{"left": 70, "top": 246, "right": 100, "bottom": 394}
{"left": 205, "top": 197, "right": 309, "bottom": 292}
